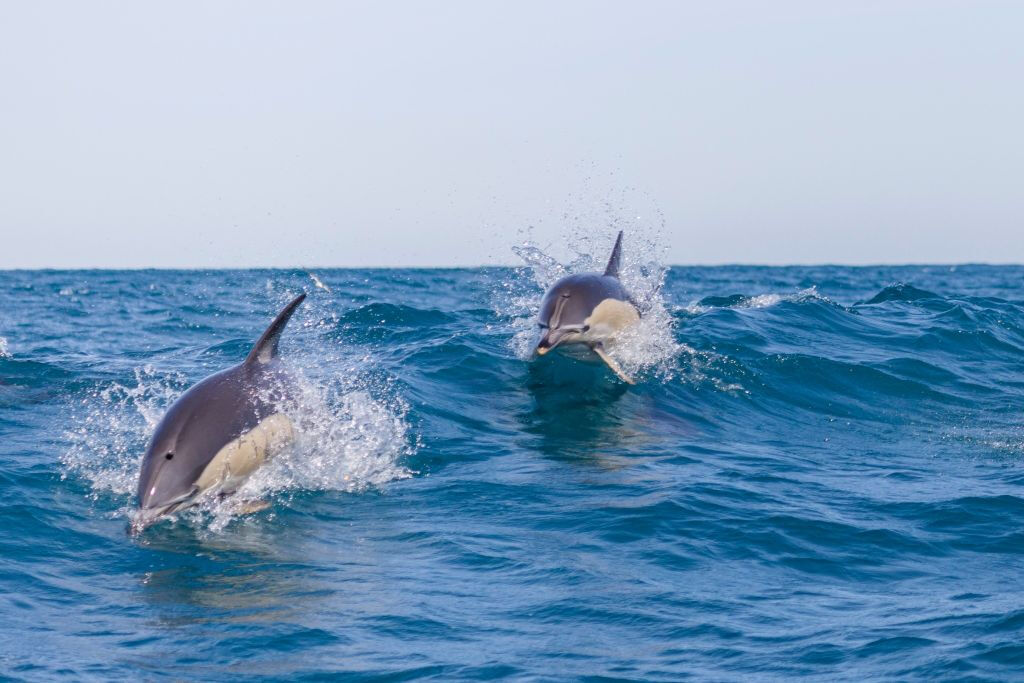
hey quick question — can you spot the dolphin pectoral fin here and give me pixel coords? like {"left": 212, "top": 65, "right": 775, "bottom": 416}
{"left": 592, "top": 344, "right": 636, "bottom": 385}
{"left": 236, "top": 499, "right": 272, "bottom": 515}
{"left": 213, "top": 490, "right": 271, "bottom": 515}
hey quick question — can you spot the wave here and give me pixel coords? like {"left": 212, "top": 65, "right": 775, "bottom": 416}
{"left": 686, "top": 286, "right": 834, "bottom": 314}
{"left": 860, "top": 282, "right": 941, "bottom": 305}
{"left": 6, "top": 263, "right": 1024, "bottom": 680}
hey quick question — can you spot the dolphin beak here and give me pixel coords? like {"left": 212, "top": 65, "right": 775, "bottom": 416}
{"left": 130, "top": 504, "right": 177, "bottom": 535}
{"left": 131, "top": 485, "right": 200, "bottom": 534}
{"left": 536, "top": 330, "right": 565, "bottom": 356}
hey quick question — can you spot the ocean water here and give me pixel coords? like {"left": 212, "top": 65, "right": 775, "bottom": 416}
{"left": 2, "top": 261, "right": 1024, "bottom": 680}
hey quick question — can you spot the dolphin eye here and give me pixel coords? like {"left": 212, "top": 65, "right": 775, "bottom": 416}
{"left": 538, "top": 323, "right": 548, "bottom": 329}
{"left": 582, "top": 325, "right": 590, "bottom": 332}
{"left": 165, "top": 452, "right": 174, "bottom": 460}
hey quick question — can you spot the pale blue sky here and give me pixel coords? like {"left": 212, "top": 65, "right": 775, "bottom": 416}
{"left": 1, "top": 1, "right": 1022, "bottom": 268}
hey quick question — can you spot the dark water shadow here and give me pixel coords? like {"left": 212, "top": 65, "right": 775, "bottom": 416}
{"left": 132, "top": 507, "right": 327, "bottom": 628}
{"left": 519, "top": 354, "right": 659, "bottom": 466}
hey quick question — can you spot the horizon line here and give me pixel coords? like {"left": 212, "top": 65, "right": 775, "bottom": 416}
{"left": 1, "top": 262, "right": 1023, "bottom": 272}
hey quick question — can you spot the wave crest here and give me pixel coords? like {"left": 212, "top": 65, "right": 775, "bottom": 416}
{"left": 860, "top": 282, "right": 940, "bottom": 305}
{"left": 687, "top": 287, "right": 831, "bottom": 314}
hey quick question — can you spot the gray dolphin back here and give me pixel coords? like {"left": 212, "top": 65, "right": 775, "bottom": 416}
{"left": 603, "top": 230, "right": 624, "bottom": 278}
{"left": 539, "top": 274, "right": 629, "bottom": 328}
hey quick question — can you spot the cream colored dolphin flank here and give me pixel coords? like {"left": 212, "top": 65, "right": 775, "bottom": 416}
{"left": 584, "top": 298, "right": 641, "bottom": 339}
{"left": 194, "top": 412, "right": 295, "bottom": 493}
{"left": 134, "top": 294, "right": 307, "bottom": 531}
{"left": 534, "top": 231, "right": 640, "bottom": 383}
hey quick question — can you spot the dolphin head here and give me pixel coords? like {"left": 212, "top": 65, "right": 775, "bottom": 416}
{"left": 133, "top": 366, "right": 264, "bottom": 530}
{"left": 134, "top": 413, "right": 206, "bottom": 528}
{"left": 535, "top": 231, "right": 636, "bottom": 356}
{"left": 535, "top": 275, "right": 601, "bottom": 355}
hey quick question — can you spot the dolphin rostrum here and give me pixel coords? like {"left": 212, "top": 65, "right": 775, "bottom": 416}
{"left": 535, "top": 231, "right": 639, "bottom": 383}
{"left": 133, "top": 293, "right": 306, "bottom": 531}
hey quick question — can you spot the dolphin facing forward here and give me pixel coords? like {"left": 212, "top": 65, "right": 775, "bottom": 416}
{"left": 133, "top": 293, "right": 306, "bottom": 531}
{"left": 535, "top": 231, "right": 639, "bottom": 383}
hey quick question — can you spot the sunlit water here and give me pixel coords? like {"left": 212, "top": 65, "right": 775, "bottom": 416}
{"left": 2, "top": 261, "right": 1024, "bottom": 679}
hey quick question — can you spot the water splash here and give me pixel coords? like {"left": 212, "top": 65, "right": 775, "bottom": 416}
{"left": 62, "top": 365, "right": 188, "bottom": 499}
{"left": 305, "top": 270, "right": 333, "bottom": 293}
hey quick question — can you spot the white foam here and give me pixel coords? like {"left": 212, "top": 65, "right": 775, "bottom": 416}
{"left": 742, "top": 293, "right": 786, "bottom": 309}
{"left": 62, "top": 365, "right": 187, "bottom": 499}
{"left": 0, "top": 337, "right": 9, "bottom": 358}
{"left": 745, "top": 287, "right": 824, "bottom": 309}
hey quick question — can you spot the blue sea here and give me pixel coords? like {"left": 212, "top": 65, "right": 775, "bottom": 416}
{"left": 3, "top": 260, "right": 1024, "bottom": 680}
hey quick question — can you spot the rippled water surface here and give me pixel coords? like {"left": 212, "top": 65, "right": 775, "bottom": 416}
{"left": 3, "top": 264, "right": 1024, "bottom": 680}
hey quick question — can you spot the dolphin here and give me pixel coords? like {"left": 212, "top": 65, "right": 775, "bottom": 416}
{"left": 133, "top": 293, "right": 306, "bottom": 531}
{"left": 535, "top": 231, "right": 639, "bottom": 383}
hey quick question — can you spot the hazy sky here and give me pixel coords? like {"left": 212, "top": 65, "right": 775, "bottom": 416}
{"left": 1, "top": 1, "right": 1022, "bottom": 268}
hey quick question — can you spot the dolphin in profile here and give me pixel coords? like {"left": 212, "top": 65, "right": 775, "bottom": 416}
{"left": 133, "top": 293, "right": 306, "bottom": 531}
{"left": 535, "top": 231, "right": 639, "bottom": 383}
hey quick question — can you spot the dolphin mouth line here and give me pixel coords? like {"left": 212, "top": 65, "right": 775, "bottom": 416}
{"left": 537, "top": 333, "right": 593, "bottom": 356}
{"left": 130, "top": 486, "right": 202, "bottom": 534}
{"left": 536, "top": 335, "right": 567, "bottom": 356}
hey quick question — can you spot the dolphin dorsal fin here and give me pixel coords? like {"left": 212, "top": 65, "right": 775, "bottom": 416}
{"left": 245, "top": 293, "right": 307, "bottom": 366}
{"left": 603, "top": 231, "right": 624, "bottom": 278}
